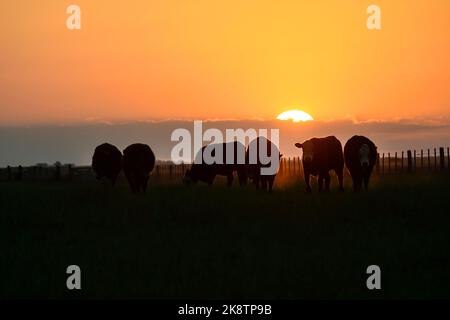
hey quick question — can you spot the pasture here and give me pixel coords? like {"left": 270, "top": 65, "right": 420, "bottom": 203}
{"left": 1, "top": 173, "right": 450, "bottom": 299}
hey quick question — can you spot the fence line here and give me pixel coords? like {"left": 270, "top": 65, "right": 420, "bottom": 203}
{"left": 1, "top": 147, "right": 449, "bottom": 182}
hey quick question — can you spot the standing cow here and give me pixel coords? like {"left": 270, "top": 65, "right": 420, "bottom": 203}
{"left": 295, "top": 136, "right": 344, "bottom": 192}
{"left": 246, "top": 137, "right": 281, "bottom": 192}
{"left": 183, "top": 141, "right": 247, "bottom": 187}
{"left": 123, "top": 143, "right": 156, "bottom": 193}
{"left": 344, "top": 135, "right": 377, "bottom": 191}
{"left": 92, "top": 143, "right": 122, "bottom": 185}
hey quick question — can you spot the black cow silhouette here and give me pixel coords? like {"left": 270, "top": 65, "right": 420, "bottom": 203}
{"left": 245, "top": 137, "right": 281, "bottom": 192}
{"left": 344, "top": 135, "right": 377, "bottom": 191}
{"left": 123, "top": 143, "right": 155, "bottom": 193}
{"left": 184, "top": 141, "right": 246, "bottom": 187}
{"left": 92, "top": 143, "right": 122, "bottom": 185}
{"left": 295, "top": 136, "right": 344, "bottom": 192}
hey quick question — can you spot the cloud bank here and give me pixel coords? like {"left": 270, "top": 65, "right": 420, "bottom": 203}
{"left": 0, "top": 118, "right": 449, "bottom": 166}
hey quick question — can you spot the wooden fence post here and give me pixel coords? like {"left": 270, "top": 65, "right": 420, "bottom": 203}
{"left": 448, "top": 147, "right": 450, "bottom": 170}
{"left": 401, "top": 151, "right": 404, "bottom": 172}
{"left": 439, "top": 147, "right": 445, "bottom": 170}
{"left": 17, "top": 166, "right": 23, "bottom": 181}
{"left": 414, "top": 150, "right": 417, "bottom": 172}
{"left": 382, "top": 153, "right": 385, "bottom": 174}
{"left": 298, "top": 157, "right": 303, "bottom": 178}
{"left": 376, "top": 153, "right": 380, "bottom": 174}
{"left": 388, "top": 153, "right": 391, "bottom": 173}
{"left": 421, "top": 150, "right": 423, "bottom": 170}
{"left": 434, "top": 148, "right": 437, "bottom": 169}
{"left": 428, "top": 149, "right": 431, "bottom": 170}
{"left": 407, "top": 150, "right": 412, "bottom": 173}
{"left": 68, "top": 165, "right": 73, "bottom": 181}
{"left": 55, "top": 164, "right": 61, "bottom": 181}
{"left": 394, "top": 152, "right": 398, "bottom": 172}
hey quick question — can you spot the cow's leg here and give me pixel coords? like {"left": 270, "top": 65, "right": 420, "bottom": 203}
{"left": 355, "top": 174, "right": 363, "bottom": 191}
{"left": 350, "top": 169, "right": 357, "bottom": 191}
{"left": 352, "top": 176, "right": 358, "bottom": 192}
{"left": 268, "top": 177, "right": 274, "bottom": 192}
{"left": 336, "top": 167, "right": 344, "bottom": 192}
{"left": 226, "top": 173, "right": 233, "bottom": 187}
{"left": 208, "top": 174, "right": 216, "bottom": 186}
{"left": 143, "top": 176, "right": 149, "bottom": 193}
{"left": 237, "top": 170, "right": 247, "bottom": 186}
{"left": 126, "top": 174, "right": 137, "bottom": 193}
{"left": 318, "top": 173, "right": 324, "bottom": 192}
{"left": 261, "top": 178, "right": 268, "bottom": 191}
{"left": 304, "top": 171, "right": 312, "bottom": 193}
{"left": 254, "top": 176, "right": 260, "bottom": 189}
{"left": 324, "top": 172, "right": 331, "bottom": 191}
{"left": 112, "top": 173, "right": 120, "bottom": 186}
{"left": 133, "top": 174, "right": 140, "bottom": 193}
{"left": 363, "top": 173, "right": 370, "bottom": 190}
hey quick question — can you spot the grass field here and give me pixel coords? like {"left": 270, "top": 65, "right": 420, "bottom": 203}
{"left": 1, "top": 173, "right": 450, "bottom": 299}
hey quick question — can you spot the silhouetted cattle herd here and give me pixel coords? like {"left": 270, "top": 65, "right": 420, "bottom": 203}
{"left": 92, "top": 135, "right": 377, "bottom": 193}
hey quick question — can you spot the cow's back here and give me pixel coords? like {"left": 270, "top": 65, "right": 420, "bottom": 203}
{"left": 305, "top": 136, "right": 343, "bottom": 172}
{"left": 123, "top": 143, "right": 155, "bottom": 174}
{"left": 92, "top": 143, "right": 122, "bottom": 179}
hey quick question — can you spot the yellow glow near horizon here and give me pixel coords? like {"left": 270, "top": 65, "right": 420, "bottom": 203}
{"left": 277, "top": 110, "right": 314, "bottom": 123}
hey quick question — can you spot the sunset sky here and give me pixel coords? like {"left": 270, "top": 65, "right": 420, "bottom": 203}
{"left": 1, "top": 0, "right": 449, "bottom": 125}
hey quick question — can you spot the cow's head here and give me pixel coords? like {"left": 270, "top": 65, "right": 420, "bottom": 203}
{"left": 295, "top": 141, "right": 314, "bottom": 163}
{"left": 359, "top": 144, "right": 370, "bottom": 167}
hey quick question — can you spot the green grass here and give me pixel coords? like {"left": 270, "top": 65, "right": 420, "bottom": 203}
{"left": 1, "top": 173, "right": 450, "bottom": 299}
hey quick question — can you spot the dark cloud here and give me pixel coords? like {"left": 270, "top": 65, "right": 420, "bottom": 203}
{"left": 1, "top": 119, "right": 449, "bottom": 166}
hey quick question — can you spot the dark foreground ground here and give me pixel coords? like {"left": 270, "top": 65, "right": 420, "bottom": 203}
{"left": 1, "top": 173, "right": 450, "bottom": 299}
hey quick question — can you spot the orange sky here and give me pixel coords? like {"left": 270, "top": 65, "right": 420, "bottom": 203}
{"left": 1, "top": 0, "right": 449, "bottom": 125}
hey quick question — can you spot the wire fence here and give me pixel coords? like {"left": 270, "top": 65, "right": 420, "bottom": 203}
{"left": 1, "top": 147, "right": 449, "bottom": 183}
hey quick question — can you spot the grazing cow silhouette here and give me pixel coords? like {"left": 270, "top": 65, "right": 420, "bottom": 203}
{"left": 184, "top": 141, "right": 247, "bottom": 187}
{"left": 344, "top": 135, "right": 377, "bottom": 191}
{"left": 246, "top": 137, "right": 281, "bottom": 192}
{"left": 123, "top": 143, "right": 155, "bottom": 193}
{"left": 295, "top": 136, "right": 344, "bottom": 192}
{"left": 92, "top": 143, "right": 122, "bottom": 185}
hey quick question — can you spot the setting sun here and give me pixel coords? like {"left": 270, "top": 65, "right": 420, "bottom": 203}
{"left": 277, "top": 110, "right": 314, "bottom": 123}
